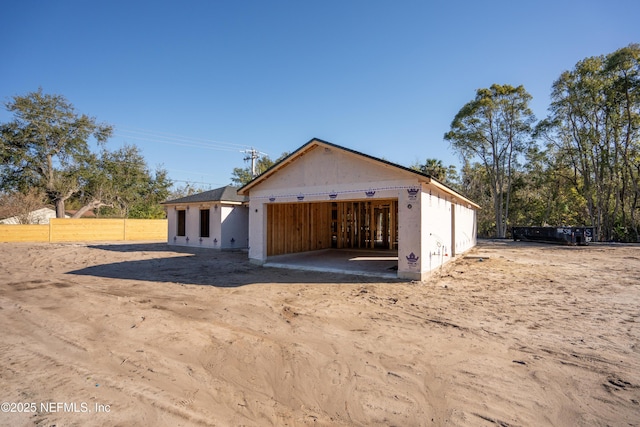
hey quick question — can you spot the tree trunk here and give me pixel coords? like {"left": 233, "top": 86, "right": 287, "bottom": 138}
{"left": 51, "top": 187, "right": 76, "bottom": 218}
{"left": 55, "top": 199, "right": 66, "bottom": 218}
{"left": 72, "top": 199, "right": 111, "bottom": 218}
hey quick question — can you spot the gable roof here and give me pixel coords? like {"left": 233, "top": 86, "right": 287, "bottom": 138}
{"left": 238, "top": 138, "right": 480, "bottom": 209}
{"left": 162, "top": 185, "right": 247, "bottom": 205}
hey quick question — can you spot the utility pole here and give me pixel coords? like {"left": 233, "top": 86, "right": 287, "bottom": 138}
{"left": 242, "top": 148, "right": 267, "bottom": 177}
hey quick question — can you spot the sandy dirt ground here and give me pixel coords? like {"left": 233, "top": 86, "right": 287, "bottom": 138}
{"left": 0, "top": 240, "right": 638, "bottom": 426}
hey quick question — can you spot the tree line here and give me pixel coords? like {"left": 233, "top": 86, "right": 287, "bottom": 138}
{"left": 234, "top": 43, "right": 638, "bottom": 243}
{"left": 439, "top": 44, "right": 638, "bottom": 242}
{"left": 2, "top": 44, "right": 638, "bottom": 241}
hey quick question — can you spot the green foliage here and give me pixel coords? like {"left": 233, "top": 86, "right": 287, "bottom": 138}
{"left": 457, "top": 161, "right": 494, "bottom": 237}
{"left": 507, "top": 145, "right": 587, "bottom": 228}
{"left": 0, "top": 89, "right": 112, "bottom": 217}
{"left": 445, "top": 84, "right": 536, "bottom": 238}
{"left": 231, "top": 152, "right": 289, "bottom": 186}
{"left": 541, "top": 43, "right": 640, "bottom": 241}
{"left": 0, "top": 89, "right": 172, "bottom": 219}
{"left": 167, "top": 183, "right": 210, "bottom": 200}
{"left": 91, "top": 145, "right": 172, "bottom": 219}
{"left": 410, "top": 158, "right": 459, "bottom": 187}
{"left": 438, "top": 69, "right": 636, "bottom": 241}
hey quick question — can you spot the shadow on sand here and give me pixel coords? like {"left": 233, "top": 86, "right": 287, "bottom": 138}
{"left": 67, "top": 243, "right": 397, "bottom": 287}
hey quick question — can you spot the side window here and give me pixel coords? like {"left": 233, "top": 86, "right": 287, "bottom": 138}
{"left": 200, "top": 209, "right": 210, "bottom": 238}
{"left": 177, "top": 210, "right": 186, "bottom": 236}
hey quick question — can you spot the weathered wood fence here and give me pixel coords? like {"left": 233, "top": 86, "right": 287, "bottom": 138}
{"left": 0, "top": 218, "right": 167, "bottom": 243}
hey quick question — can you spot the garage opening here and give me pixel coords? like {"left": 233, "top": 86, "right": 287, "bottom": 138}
{"left": 267, "top": 200, "right": 398, "bottom": 257}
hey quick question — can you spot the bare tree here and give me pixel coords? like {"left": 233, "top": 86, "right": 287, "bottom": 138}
{"left": 0, "top": 189, "right": 48, "bottom": 224}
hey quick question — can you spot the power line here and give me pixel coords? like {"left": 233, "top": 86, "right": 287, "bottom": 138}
{"left": 2, "top": 110, "right": 267, "bottom": 156}
{"left": 115, "top": 132, "right": 246, "bottom": 153}
{"left": 3, "top": 109, "right": 272, "bottom": 178}
{"left": 116, "top": 126, "right": 253, "bottom": 151}
{"left": 114, "top": 128, "right": 273, "bottom": 166}
{"left": 113, "top": 133, "right": 242, "bottom": 153}
{"left": 171, "top": 179, "right": 226, "bottom": 187}
{"left": 166, "top": 168, "right": 222, "bottom": 178}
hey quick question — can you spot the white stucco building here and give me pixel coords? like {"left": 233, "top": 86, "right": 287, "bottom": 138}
{"left": 162, "top": 185, "right": 249, "bottom": 250}
{"left": 238, "top": 138, "right": 479, "bottom": 281}
{"left": 0, "top": 207, "right": 63, "bottom": 224}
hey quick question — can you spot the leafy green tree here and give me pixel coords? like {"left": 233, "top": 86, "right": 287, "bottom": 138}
{"left": 0, "top": 89, "right": 112, "bottom": 217}
{"left": 508, "top": 145, "right": 587, "bottom": 228}
{"left": 445, "top": 84, "right": 536, "bottom": 238}
{"left": 458, "top": 160, "right": 494, "bottom": 237}
{"left": 231, "top": 152, "right": 289, "bottom": 186}
{"left": 541, "top": 44, "right": 640, "bottom": 241}
{"left": 84, "top": 144, "right": 172, "bottom": 219}
{"left": 167, "top": 183, "right": 210, "bottom": 200}
{"left": 410, "top": 158, "right": 459, "bottom": 186}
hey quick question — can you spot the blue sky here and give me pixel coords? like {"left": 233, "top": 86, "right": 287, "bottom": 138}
{"left": 1, "top": 0, "right": 638, "bottom": 189}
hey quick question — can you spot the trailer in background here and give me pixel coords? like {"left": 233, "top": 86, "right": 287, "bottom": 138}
{"left": 512, "top": 226, "right": 595, "bottom": 245}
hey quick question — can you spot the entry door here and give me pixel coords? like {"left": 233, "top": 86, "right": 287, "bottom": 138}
{"left": 374, "top": 205, "right": 390, "bottom": 249}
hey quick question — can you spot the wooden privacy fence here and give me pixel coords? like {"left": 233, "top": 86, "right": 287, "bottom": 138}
{"left": 0, "top": 218, "right": 167, "bottom": 243}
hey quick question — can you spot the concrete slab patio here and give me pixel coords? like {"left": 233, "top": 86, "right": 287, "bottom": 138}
{"left": 263, "top": 249, "right": 400, "bottom": 279}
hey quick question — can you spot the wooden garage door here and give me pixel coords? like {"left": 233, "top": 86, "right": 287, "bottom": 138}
{"left": 267, "top": 203, "right": 333, "bottom": 256}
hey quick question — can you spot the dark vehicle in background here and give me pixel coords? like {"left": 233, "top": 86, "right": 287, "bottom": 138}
{"left": 512, "top": 226, "right": 595, "bottom": 245}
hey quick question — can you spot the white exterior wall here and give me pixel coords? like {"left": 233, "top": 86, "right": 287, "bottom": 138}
{"left": 454, "top": 201, "right": 477, "bottom": 255}
{"left": 394, "top": 184, "right": 457, "bottom": 280}
{"left": 247, "top": 198, "right": 267, "bottom": 262}
{"left": 221, "top": 205, "right": 249, "bottom": 249}
{"left": 167, "top": 206, "right": 180, "bottom": 244}
{"left": 210, "top": 205, "right": 223, "bottom": 247}
{"left": 167, "top": 206, "right": 199, "bottom": 246}
{"left": 167, "top": 203, "right": 248, "bottom": 249}
{"left": 396, "top": 185, "right": 423, "bottom": 280}
{"left": 420, "top": 186, "right": 453, "bottom": 274}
